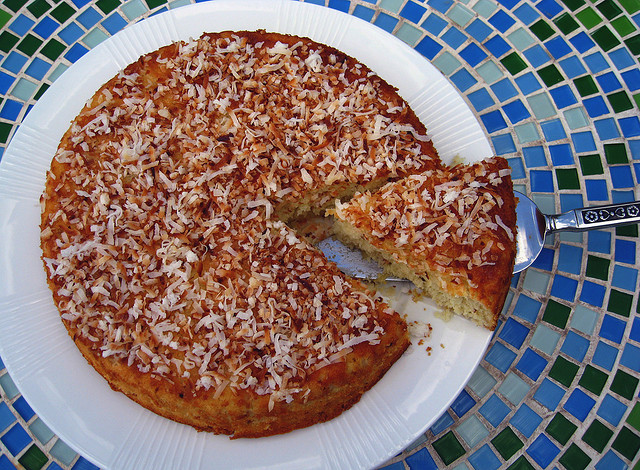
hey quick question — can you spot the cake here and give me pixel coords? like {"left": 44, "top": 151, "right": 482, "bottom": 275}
{"left": 331, "top": 157, "right": 517, "bottom": 330}
{"left": 39, "top": 31, "right": 441, "bottom": 437}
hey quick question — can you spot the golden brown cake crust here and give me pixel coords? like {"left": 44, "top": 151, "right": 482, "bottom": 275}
{"left": 333, "top": 157, "right": 517, "bottom": 330}
{"left": 39, "top": 31, "right": 440, "bottom": 437}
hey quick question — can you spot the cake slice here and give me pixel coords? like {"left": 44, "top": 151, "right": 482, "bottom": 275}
{"left": 331, "top": 157, "right": 517, "bottom": 330}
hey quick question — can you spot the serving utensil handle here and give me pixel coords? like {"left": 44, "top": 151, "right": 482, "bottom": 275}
{"left": 547, "top": 201, "right": 640, "bottom": 232}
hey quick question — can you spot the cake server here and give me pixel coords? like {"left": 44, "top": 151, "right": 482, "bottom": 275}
{"left": 318, "top": 191, "right": 640, "bottom": 279}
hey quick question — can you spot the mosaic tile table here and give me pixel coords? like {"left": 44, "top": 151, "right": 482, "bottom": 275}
{"left": 0, "top": 0, "right": 639, "bottom": 468}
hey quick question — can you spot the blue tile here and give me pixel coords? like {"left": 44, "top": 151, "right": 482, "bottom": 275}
{"left": 515, "top": 71, "right": 542, "bottom": 94}
{"left": 583, "top": 96, "right": 610, "bottom": 118}
{"left": 491, "top": 78, "right": 518, "bottom": 101}
{"left": 459, "top": 42, "right": 487, "bottom": 67}
{"left": 102, "top": 12, "right": 128, "bottom": 35}
{"left": 430, "top": 411, "right": 454, "bottom": 435}
{"left": 611, "top": 264, "right": 638, "bottom": 291}
{"left": 541, "top": 118, "right": 567, "bottom": 140}
{"left": 497, "top": 0, "right": 519, "bottom": 8}
{"left": 516, "top": 348, "right": 547, "bottom": 381}
{"left": 523, "top": 146, "right": 547, "bottom": 167}
{"left": 77, "top": 7, "right": 102, "bottom": 29}
{"left": 561, "top": 332, "right": 590, "bottom": 362}
{"left": 593, "top": 341, "right": 618, "bottom": 371}
{"left": 586, "top": 179, "right": 609, "bottom": 201}
{"left": 558, "top": 244, "right": 582, "bottom": 274}
{"left": 580, "top": 280, "right": 606, "bottom": 308}
{"left": 513, "top": 295, "right": 542, "bottom": 324}
{"left": 615, "top": 239, "right": 636, "bottom": 264}
{"left": 612, "top": 189, "right": 635, "bottom": 203}
{"left": 0, "top": 403, "right": 16, "bottom": 433}
{"left": 621, "top": 68, "right": 640, "bottom": 91}
{"left": 620, "top": 342, "right": 640, "bottom": 372}
{"left": 479, "top": 395, "right": 511, "bottom": 427}
{"left": 534, "top": 378, "right": 565, "bottom": 410}
{"left": 619, "top": 116, "right": 640, "bottom": 138}
{"left": 499, "top": 318, "right": 530, "bottom": 349}
{"left": 451, "top": 390, "right": 476, "bottom": 417}
{"left": 549, "top": 143, "right": 574, "bottom": 166}
{"left": 595, "top": 451, "right": 628, "bottom": 470}
{"left": 466, "top": 18, "right": 492, "bottom": 42}
{"left": 530, "top": 170, "right": 554, "bottom": 192}
{"left": 25, "top": 57, "right": 51, "bottom": 81}
{"left": 375, "top": 13, "right": 399, "bottom": 32}
{"left": 491, "top": 133, "right": 516, "bottom": 155}
{"left": 532, "top": 247, "right": 555, "bottom": 271}
{"left": 405, "top": 448, "right": 438, "bottom": 470}
{"left": 588, "top": 230, "right": 611, "bottom": 254}
{"left": 571, "top": 131, "right": 597, "bottom": 152}
{"left": 441, "top": 27, "right": 466, "bottom": 49}
{"left": 381, "top": 462, "right": 406, "bottom": 470}
{"left": 527, "top": 434, "right": 561, "bottom": 468}
{"left": 328, "top": 0, "right": 350, "bottom": 12}
{"left": 558, "top": 56, "right": 586, "bottom": 78}
{"left": 596, "top": 71, "right": 622, "bottom": 93}
{"left": 503, "top": 99, "right": 530, "bottom": 124}
{"left": 488, "top": 10, "right": 515, "bottom": 32}
{"left": 484, "top": 35, "right": 511, "bottom": 58}
{"left": 8, "top": 14, "right": 35, "bottom": 36}
{"left": 400, "top": 1, "right": 427, "bottom": 23}
{"left": 1, "top": 51, "right": 28, "bottom": 74}
{"left": 468, "top": 444, "right": 501, "bottom": 470}
{"left": 507, "top": 156, "right": 525, "bottom": 178}
{"left": 11, "top": 397, "right": 34, "bottom": 422}
{"left": 510, "top": 404, "right": 542, "bottom": 437}
{"left": 33, "top": 16, "right": 59, "bottom": 39}
{"left": 631, "top": 139, "right": 640, "bottom": 158}
{"left": 352, "top": 5, "right": 375, "bottom": 21}
{"left": 421, "top": 13, "right": 448, "bottom": 35}
{"left": 599, "top": 314, "right": 626, "bottom": 344}
{"left": 427, "top": 0, "right": 454, "bottom": 14}
{"left": 570, "top": 32, "right": 596, "bottom": 53}
{"left": 70, "top": 457, "right": 100, "bottom": 470}
{"left": 450, "top": 68, "right": 476, "bottom": 92}
{"left": 610, "top": 165, "right": 634, "bottom": 188}
{"left": 0, "top": 423, "right": 31, "bottom": 456}
{"left": 545, "top": 36, "right": 572, "bottom": 60}
{"left": 415, "top": 35, "right": 443, "bottom": 60}
{"left": 594, "top": 118, "right": 621, "bottom": 140}
{"left": 584, "top": 52, "right": 610, "bottom": 74}
{"left": 71, "top": 0, "right": 92, "bottom": 7}
{"left": 64, "top": 43, "right": 89, "bottom": 63}
{"left": 0, "top": 72, "right": 15, "bottom": 95}
{"left": 550, "top": 274, "right": 578, "bottom": 302}
{"left": 549, "top": 84, "right": 577, "bottom": 109}
{"left": 485, "top": 342, "right": 517, "bottom": 372}
{"left": 58, "top": 22, "right": 83, "bottom": 45}
{"left": 560, "top": 193, "right": 584, "bottom": 211}
{"left": 523, "top": 44, "right": 551, "bottom": 67}
{"left": 514, "top": 3, "right": 540, "bottom": 24}
{"left": 0, "top": 455, "right": 17, "bottom": 470}
{"left": 564, "top": 388, "right": 596, "bottom": 421}
{"left": 537, "top": 0, "right": 563, "bottom": 18}
{"left": 0, "top": 99, "right": 22, "bottom": 120}
{"left": 468, "top": 88, "right": 494, "bottom": 111}
{"left": 597, "top": 394, "right": 627, "bottom": 426}
{"left": 480, "top": 110, "right": 508, "bottom": 133}
{"left": 608, "top": 48, "right": 636, "bottom": 70}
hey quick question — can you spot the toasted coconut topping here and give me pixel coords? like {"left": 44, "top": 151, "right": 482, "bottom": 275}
{"left": 41, "top": 32, "right": 438, "bottom": 405}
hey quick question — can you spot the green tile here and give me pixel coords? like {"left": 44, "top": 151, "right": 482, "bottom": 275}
{"left": 611, "top": 369, "right": 639, "bottom": 399}
{"left": 612, "top": 426, "right": 640, "bottom": 461}
{"left": 0, "top": 9, "right": 11, "bottom": 29}
{"left": 530, "top": 19, "right": 555, "bottom": 41}
{"left": 573, "top": 75, "right": 598, "bottom": 96}
{"left": 41, "top": 38, "right": 65, "bottom": 60}
{"left": 586, "top": 255, "right": 610, "bottom": 280}
{"left": 2, "top": 0, "right": 28, "bottom": 13}
{"left": 96, "top": 0, "right": 120, "bottom": 14}
{"left": 546, "top": 413, "right": 578, "bottom": 445}
{"left": 543, "top": 299, "right": 571, "bottom": 328}
{"left": 579, "top": 154, "right": 604, "bottom": 175}
{"left": 625, "top": 34, "right": 640, "bottom": 54}
{"left": 507, "top": 456, "right": 536, "bottom": 470}
{"left": 592, "top": 25, "right": 621, "bottom": 51}
{"left": 578, "top": 365, "right": 608, "bottom": 395}
{"left": 611, "top": 16, "right": 637, "bottom": 36}
{"left": 558, "top": 444, "right": 591, "bottom": 470}
{"left": 582, "top": 419, "right": 613, "bottom": 452}
{"left": 555, "top": 168, "right": 580, "bottom": 189}
{"left": 433, "top": 431, "right": 466, "bottom": 465}
{"left": 620, "top": 0, "right": 640, "bottom": 14}
{"left": 560, "top": 0, "right": 586, "bottom": 10}
{"left": 17, "top": 34, "right": 43, "bottom": 55}
{"left": 607, "top": 90, "right": 634, "bottom": 112}
{"left": 549, "top": 356, "right": 579, "bottom": 387}
{"left": 627, "top": 402, "right": 640, "bottom": 431}
{"left": 27, "top": 0, "right": 52, "bottom": 17}
{"left": 501, "top": 52, "right": 527, "bottom": 75}
{"left": 538, "top": 64, "right": 564, "bottom": 87}
{"left": 554, "top": 13, "right": 580, "bottom": 34}
{"left": 492, "top": 427, "right": 524, "bottom": 460}
{"left": 607, "top": 289, "right": 633, "bottom": 317}
{"left": 18, "top": 444, "right": 48, "bottom": 470}
{"left": 0, "top": 30, "right": 19, "bottom": 53}
{"left": 596, "top": 0, "right": 623, "bottom": 19}
{"left": 604, "top": 142, "right": 629, "bottom": 164}
{"left": 50, "top": 2, "right": 75, "bottom": 23}
{"left": 617, "top": 225, "right": 638, "bottom": 239}
{"left": 576, "top": 7, "right": 603, "bottom": 28}
{"left": 34, "top": 83, "right": 49, "bottom": 100}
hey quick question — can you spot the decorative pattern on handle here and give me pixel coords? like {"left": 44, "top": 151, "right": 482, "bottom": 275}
{"left": 581, "top": 202, "right": 640, "bottom": 225}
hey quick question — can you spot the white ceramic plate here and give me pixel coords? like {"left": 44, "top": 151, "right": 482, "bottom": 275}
{"left": 0, "top": 1, "right": 494, "bottom": 469}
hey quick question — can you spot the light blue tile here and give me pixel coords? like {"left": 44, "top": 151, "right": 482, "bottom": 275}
{"left": 468, "top": 366, "right": 497, "bottom": 397}
{"left": 530, "top": 324, "right": 560, "bottom": 355}
{"left": 522, "top": 270, "right": 551, "bottom": 295}
{"left": 498, "top": 372, "right": 530, "bottom": 405}
{"left": 476, "top": 60, "right": 504, "bottom": 83}
{"left": 570, "top": 305, "right": 599, "bottom": 335}
{"left": 457, "top": 415, "right": 489, "bottom": 447}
